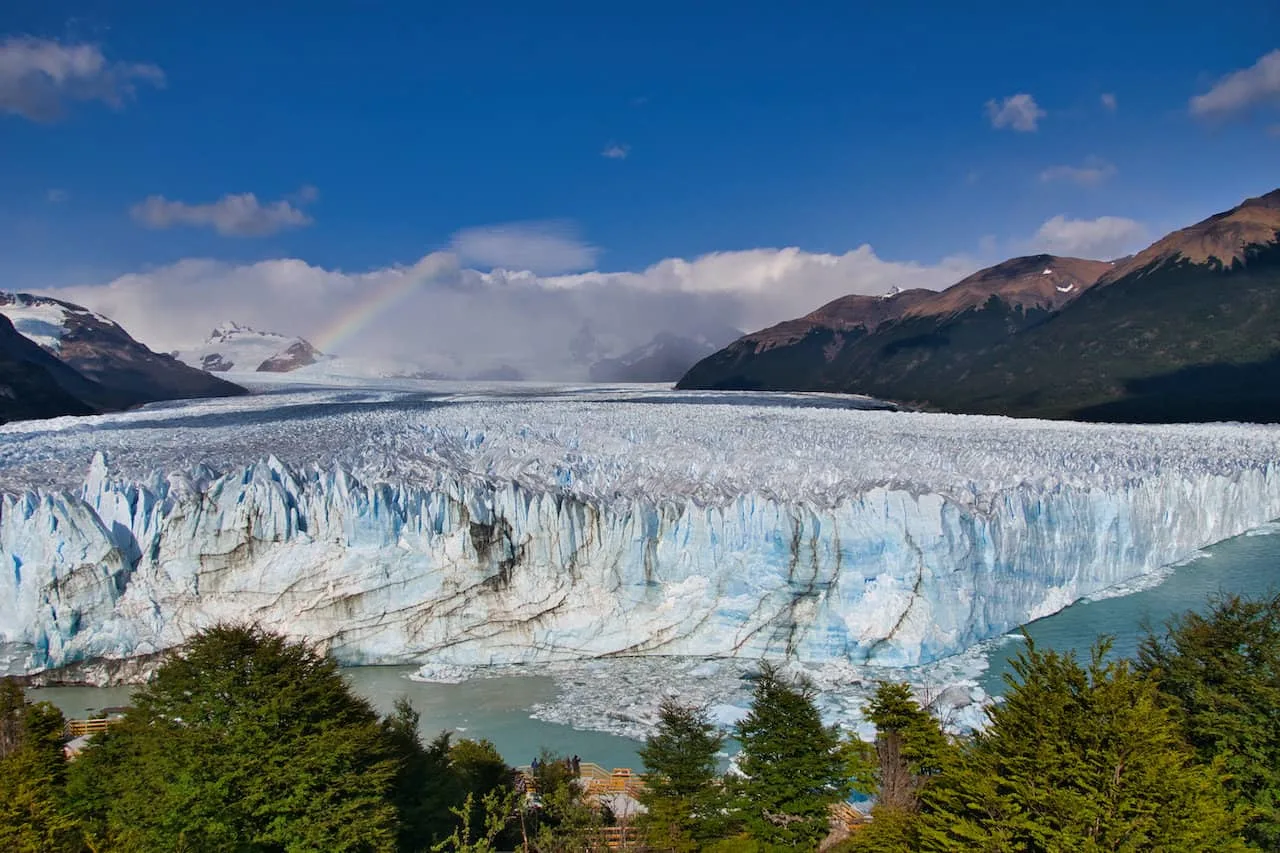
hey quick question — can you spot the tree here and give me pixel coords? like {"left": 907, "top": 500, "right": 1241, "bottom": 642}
{"left": 734, "top": 663, "right": 852, "bottom": 849}
{"left": 527, "top": 749, "right": 607, "bottom": 851}
{"left": 68, "top": 624, "right": 401, "bottom": 852}
{"left": 432, "top": 789, "right": 521, "bottom": 853}
{"left": 839, "top": 682, "right": 954, "bottom": 852}
{"left": 917, "top": 640, "right": 1246, "bottom": 852}
{"left": 1139, "top": 592, "right": 1280, "bottom": 849}
{"left": 0, "top": 678, "right": 82, "bottom": 853}
{"left": 638, "top": 698, "right": 730, "bottom": 850}
{"left": 450, "top": 737, "right": 518, "bottom": 847}
{"left": 864, "top": 682, "right": 952, "bottom": 813}
{"left": 382, "top": 703, "right": 464, "bottom": 851}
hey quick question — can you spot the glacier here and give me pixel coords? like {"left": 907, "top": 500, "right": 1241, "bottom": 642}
{"left": 2, "top": 383, "right": 1280, "bottom": 677}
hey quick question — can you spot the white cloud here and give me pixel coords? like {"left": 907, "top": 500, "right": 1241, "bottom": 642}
{"left": 0, "top": 36, "right": 163, "bottom": 122}
{"left": 1100, "top": 93, "right": 1117, "bottom": 112}
{"left": 450, "top": 221, "right": 599, "bottom": 275}
{"left": 48, "top": 242, "right": 977, "bottom": 378}
{"left": 1190, "top": 49, "right": 1280, "bottom": 119}
{"left": 1038, "top": 158, "right": 1117, "bottom": 187}
{"left": 601, "top": 142, "right": 630, "bottom": 159}
{"left": 131, "top": 190, "right": 315, "bottom": 237}
{"left": 46, "top": 188, "right": 68, "bottom": 203}
{"left": 985, "top": 93, "right": 1045, "bottom": 132}
{"left": 1028, "top": 214, "right": 1148, "bottom": 259}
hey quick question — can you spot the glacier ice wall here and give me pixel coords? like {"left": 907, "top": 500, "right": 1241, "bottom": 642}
{"left": 4, "top": 394, "right": 1280, "bottom": 673}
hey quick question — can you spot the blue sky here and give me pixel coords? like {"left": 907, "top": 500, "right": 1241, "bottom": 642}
{"left": 1, "top": 1, "right": 1278, "bottom": 371}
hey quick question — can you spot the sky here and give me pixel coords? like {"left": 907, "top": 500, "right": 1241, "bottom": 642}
{"left": 1, "top": 1, "right": 1278, "bottom": 376}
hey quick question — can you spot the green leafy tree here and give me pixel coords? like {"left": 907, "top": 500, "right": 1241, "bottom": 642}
{"left": 1139, "top": 592, "right": 1280, "bottom": 849}
{"left": 382, "top": 703, "right": 464, "bottom": 851}
{"left": 528, "top": 749, "right": 607, "bottom": 851}
{"left": 0, "top": 678, "right": 83, "bottom": 853}
{"left": 432, "top": 788, "right": 521, "bottom": 853}
{"left": 68, "top": 624, "right": 400, "bottom": 853}
{"left": 734, "top": 663, "right": 852, "bottom": 850}
{"left": 450, "top": 737, "right": 518, "bottom": 847}
{"left": 637, "top": 698, "right": 731, "bottom": 850}
{"left": 918, "top": 640, "right": 1246, "bottom": 852}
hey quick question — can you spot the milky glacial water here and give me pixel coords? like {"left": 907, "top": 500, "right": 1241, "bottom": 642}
{"left": 980, "top": 521, "right": 1280, "bottom": 695}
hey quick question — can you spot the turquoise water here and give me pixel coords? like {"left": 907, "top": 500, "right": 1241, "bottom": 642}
{"left": 29, "top": 667, "right": 646, "bottom": 770}
{"left": 27, "top": 525, "right": 1280, "bottom": 768}
{"left": 980, "top": 525, "right": 1280, "bottom": 694}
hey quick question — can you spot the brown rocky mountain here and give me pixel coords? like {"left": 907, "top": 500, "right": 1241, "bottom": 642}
{"left": 1100, "top": 188, "right": 1280, "bottom": 284}
{"left": 744, "top": 288, "right": 935, "bottom": 353}
{"left": 679, "top": 254, "right": 1108, "bottom": 393}
{"left": 256, "top": 339, "right": 324, "bottom": 372}
{"left": 680, "top": 188, "right": 1280, "bottom": 423}
{"left": 905, "top": 256, "right": 1112, "bottom": 319}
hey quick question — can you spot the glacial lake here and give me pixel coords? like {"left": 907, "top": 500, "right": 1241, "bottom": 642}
{"left": 25, "top": 522, "right": 1280, "bottom": 770}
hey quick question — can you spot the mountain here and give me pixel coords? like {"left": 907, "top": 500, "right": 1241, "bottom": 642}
{"left": 590, "top": 326, "right": 742, "bottom": 383}
{"left": 679, "top": 255, "right": 1110, "bottom": 396}
{"left": 679, "top": 188, "right": 1280, "bottom": 423}
{"left": 0, "top": 314, "right": 99, "bottom": 422}
{"left": 0, "top": 293, "right": 246, "bottom": 411}
{"left": 174, "top": 322, "right": 324, "bottom": 374}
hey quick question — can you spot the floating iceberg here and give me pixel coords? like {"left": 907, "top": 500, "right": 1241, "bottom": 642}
{"left": 2, "top": 385, "right": 1279, "bottom": 676}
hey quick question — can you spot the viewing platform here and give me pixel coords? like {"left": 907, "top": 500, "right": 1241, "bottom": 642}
{"left": 515, "top": 761, "right": 646, "bottom": 798}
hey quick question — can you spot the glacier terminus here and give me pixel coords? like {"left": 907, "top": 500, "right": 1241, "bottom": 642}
{"left": 2, "top": 381, "right": 1280, "bottom": 679}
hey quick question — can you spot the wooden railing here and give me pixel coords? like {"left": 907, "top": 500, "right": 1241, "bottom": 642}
{"left": 65, "top": 717, "right": 115, "bottom": 738}
{"left": 515, "top": 762, "right": 646, "bottom": 798}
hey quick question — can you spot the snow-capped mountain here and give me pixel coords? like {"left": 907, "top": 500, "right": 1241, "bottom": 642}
{"left": 174, "top": 322, "right": 324, "bottom": 374}
{"left": 0, "top": 314, "right": 99, "bottom": 422}
{"left": 0, "top": 292, "right": 245, "bottom": 413}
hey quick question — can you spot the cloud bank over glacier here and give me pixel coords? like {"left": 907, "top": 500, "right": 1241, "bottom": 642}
{"left": 50, "top": 242, "right": 979, "bottom": 378}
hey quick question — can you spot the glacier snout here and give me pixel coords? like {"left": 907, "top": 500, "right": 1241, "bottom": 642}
{"left": 3, "top": 448, "right": 1278, "bottom": 674}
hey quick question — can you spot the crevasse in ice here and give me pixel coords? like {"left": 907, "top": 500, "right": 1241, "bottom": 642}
{"left": 2, "top": 388, "right": 1279, "bottom": 673}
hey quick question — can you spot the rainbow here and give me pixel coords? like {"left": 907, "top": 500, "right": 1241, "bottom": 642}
{"left": 310, "top": 272, "right": 422, "bottom": 355}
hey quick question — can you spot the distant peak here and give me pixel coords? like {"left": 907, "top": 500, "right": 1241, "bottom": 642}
{"left": 207, "top": 321, "right": 287, "bottom": 343}
{"left": 211, "top": 321, "right": 253, "bottom": 336}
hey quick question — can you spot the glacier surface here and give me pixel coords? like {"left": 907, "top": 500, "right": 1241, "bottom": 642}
{"left": 2, "top": 383, "right": 1279, "bottom": 676}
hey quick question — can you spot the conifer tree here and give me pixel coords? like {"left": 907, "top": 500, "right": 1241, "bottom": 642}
{"left": 840, "top": 682, "right": 953, "bottom": 852}
{"left": 917, "top": 640, "right": 1246, "bottom": 851}
{"left": 734, "top": 663, "right": 852, "bottom": 849}
{"left": 638, "top": 698, "right": 730, "bottom": 850}
{"left": 865, "top": 682, "right": 951, "bottom": 812}
{"left": 0, "top": 679, "right": 82, "bottom": 853}
{"left": 68, "top": 624, "right": 401, "bottom": 852}
{"left": 1139, "top": 592, "right": 1280, "bottom": 849}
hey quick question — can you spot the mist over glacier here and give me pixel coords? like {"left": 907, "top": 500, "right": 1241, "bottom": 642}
{"left": 2, "top": 383, "right": 1280, "bottom": 681}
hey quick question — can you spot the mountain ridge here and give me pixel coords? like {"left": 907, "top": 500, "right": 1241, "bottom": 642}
{"left": 0, "top": 292, "right": 247, "bottom": 423}
{"left": 679, "top": 188, "right": 1280, "bottom": 422}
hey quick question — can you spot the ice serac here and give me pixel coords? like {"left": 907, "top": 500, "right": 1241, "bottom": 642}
{"left": 3, "top": 421, "right": 1280, "bottom": 674}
